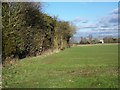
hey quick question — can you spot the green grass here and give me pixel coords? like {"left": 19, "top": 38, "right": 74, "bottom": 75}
{"left": 2, "top": 44, "right": 118, "bottom": 88}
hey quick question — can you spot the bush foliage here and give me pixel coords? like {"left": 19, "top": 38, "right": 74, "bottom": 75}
{"left": 2, "top": 2, "right": 76, "bottom": 62}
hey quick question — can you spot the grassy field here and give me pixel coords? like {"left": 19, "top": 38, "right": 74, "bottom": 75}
{"left": 2, "top": 44, "right": 118, "bottom": 88}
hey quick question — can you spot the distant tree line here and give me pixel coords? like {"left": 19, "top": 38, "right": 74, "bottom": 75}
{"left": 2, "top": 2, "right": 76, "bottom": 62}
{"left": 79, "top": 35, "right": 120, "bottom": 44}
{"left": 79, "top": 35, "right": 99, "bottom": 44}
{"left": 103, "top": 36, "right": 120, "bottom": 43}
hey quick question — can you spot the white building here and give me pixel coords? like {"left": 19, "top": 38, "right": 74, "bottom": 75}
{"left": 99, "top": 40, "right": 104, "bottom": 44}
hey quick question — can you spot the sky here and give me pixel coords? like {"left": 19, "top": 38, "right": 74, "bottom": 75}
{"left": 43, "top": 2, "right": 118, "bottom": 42}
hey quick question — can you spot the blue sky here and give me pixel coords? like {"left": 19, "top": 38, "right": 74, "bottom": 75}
{"left": 43, "top": 2, "right": 118, "bottom": 41}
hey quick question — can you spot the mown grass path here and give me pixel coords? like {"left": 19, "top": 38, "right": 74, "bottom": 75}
{"left": 2, "top": 44, "right": 118, "bottom": 88}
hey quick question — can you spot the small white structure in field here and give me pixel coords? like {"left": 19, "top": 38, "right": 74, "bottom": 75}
{"left": 99, "top": 39, "right": 104, "bottom": 44}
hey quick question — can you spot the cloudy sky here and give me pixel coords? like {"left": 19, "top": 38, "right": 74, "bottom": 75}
{"left": 43, "top": 2, "right": 118, "bottom": 41}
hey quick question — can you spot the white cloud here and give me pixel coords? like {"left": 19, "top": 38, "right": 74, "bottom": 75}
{"left": 73, "top": 8, "right": 119, "bottom": 40}
{"left": 99, "top": 8, "right": 119, "bottom": 25}
{"left": 78, "top": 24, "right": 97, "bottom": 29}
{"left": 110, "top": 8, "right": 119, "bottom": 14}
{"left": 73, "top": 17, "right": 88, "bottom": 23}
{"left": 96, "top": 8, "right": 118, "bottom": 36}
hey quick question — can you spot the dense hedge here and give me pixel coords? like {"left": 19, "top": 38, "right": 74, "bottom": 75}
{"left": 2, "top": 2, "right": 76, "bottom": 62}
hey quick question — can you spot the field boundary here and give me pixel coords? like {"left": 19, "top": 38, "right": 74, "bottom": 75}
{"left": 77, "top": 43, "right": 119, "bottom": 47}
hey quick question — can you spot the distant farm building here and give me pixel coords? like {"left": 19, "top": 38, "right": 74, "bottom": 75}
{"left": 99, "top": 40, "right": 104, "bottom": 44}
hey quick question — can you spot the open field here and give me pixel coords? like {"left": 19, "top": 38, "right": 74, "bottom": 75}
{"left": 2, "top": 44, "right": 118, "bottom": 88}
